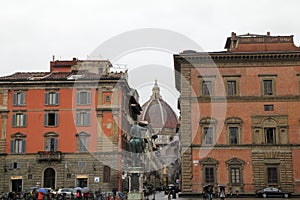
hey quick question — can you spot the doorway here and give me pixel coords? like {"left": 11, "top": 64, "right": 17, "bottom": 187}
{"left": 44, "top": 168, "right": 56, "bottom": 189}
{"left": 11, "top": 179, "right": 22, "bottom": 192}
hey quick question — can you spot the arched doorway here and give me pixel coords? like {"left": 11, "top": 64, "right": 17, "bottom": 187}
{"left": 44, "top": 168, "right": 55, "bottom": 189}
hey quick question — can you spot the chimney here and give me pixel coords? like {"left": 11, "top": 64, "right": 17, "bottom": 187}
{"left": 267, "top": 31, "right": 270, "bottom": 36}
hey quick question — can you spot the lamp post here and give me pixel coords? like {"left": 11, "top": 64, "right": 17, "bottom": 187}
{"left": 152, "top": 172, "right": 156, "bottom": 200}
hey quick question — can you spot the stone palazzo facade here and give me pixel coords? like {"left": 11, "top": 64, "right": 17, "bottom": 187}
{"left": 174, "top": 32, "right": 300, "bottom": 195}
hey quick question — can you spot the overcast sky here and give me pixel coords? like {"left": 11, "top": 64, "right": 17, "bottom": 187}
{"left": 2, "top": 0, "right": 300, "bottom": 113}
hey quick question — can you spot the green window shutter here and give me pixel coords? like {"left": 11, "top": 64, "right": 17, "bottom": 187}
{"left": 76, "top": 112, "right": 80, "bottom": 126}
{"left": 54, "top": 138, "right": 58, "bottom": 151}
{"left": 55, "top": 113, "right": 58, "bottom": 126}
{"left": 10, "top": 140, "right": 14, "bottom": 153}
{"left": 20, "top": 92, "right": 25, "bottom": 105}
{"left": 23, "top": 113, "right": 27, "bottom": 127}
{"left": 56, "top": 92, "right": 60, "bottom": 105}
{"left": 45, "top": 92, "right": 49, "bottom": 105}
{"left": 12, "top": 114, "right": 16, "bottom": 127}
{"left": 76, "top": 92, "right": 80, "bottom": 105}
{"left": 86, "top": 112, "right": 90, "bottom": 126}
{"left": 13, "top": 93, "right": 17, "bottom": 106}
{"left": 87, "top": 91, "right": 91, "bottom": 105}
{"left": 44, "top": 113, "right": 48, "bottom": 126}
{"left": 22, "top": 140, "right": 26, "bottom": 153}
{"left": 45, "top": 138, "right": 50, "bottom": 151}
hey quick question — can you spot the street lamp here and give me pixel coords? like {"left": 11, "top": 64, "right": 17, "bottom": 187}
{"left": 152, "top": 172, "right": 156, "bottom": 200}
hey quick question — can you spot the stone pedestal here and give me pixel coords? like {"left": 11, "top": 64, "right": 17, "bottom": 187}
{"left": 127, "top": 167, "right": 144, "bottom": 200}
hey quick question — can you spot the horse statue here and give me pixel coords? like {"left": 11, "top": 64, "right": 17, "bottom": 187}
{"left": 129, "top": 123, "right": 146, "bottom": 166}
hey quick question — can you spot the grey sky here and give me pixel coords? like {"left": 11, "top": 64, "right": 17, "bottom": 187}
{"left": 1, "top": 0, "right": 300, "bottom": 112}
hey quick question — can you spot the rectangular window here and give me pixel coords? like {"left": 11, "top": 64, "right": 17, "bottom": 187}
{"left": 231, "top": 168, "right": 240, "bottom": 184}
{"left": 202, "top": 81, "right": 212, "bottom": 96}
{"left": 229, "top": 127, "right": 238, "bottom": 144}
{"left": 76, "top": 91, "right": 91, "bottom": 105}
{"left": 13, "top": 92, "right": 26, "bottom": 106}
{"left": 45, "top": 92, "right": 59, "bottom": 106}
{"left": 12, "top": 113, "right": 27, "bottom": 127}
{"left": 45, "top": 138, "right": 58, "bottom": 152}
{"left": 10, "top": 139, "right": 26, "bottom": 154}
{"left": 103, "top": 166, "right": 111, "bottom": 183}
{"left": 78, "top": 161, "right": 86, "bottom": 169}
{"left": 267, "top": 167, "right": 278, "bottom": 184}
{"left": 265, "top": 128, "right": 276, "bottom": 144}
{"left": 105, "top": 95, "right": 111, "bottom": 102}
{"left": 204, "top": 167, "right": 214, "bottom": 183}
{"left": 44, "top": 112, "right": 58, "bottom": 127}
{"left": 204, "top": 127, "right": 213, "bottom": 145}
{"left": 264, "top": 105, "right": 274, "bottom": 111}
{"left": 263, "top": 80, "right": 273, "bottom": 95}
{"left": 78, "top": 137, "right": 88, "bottom": 152}
{"left": 227, "top": 80, "right": 237, "bottom": 96}
{"left": 76, "top": 111, "right": 91, "bottom": 126}
{"left": 28, "top": 174, "right": 32, "bottom": 180}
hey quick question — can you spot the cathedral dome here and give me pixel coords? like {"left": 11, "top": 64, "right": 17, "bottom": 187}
{"left": 140, "top": 80, "right": 178, "bottom": 130}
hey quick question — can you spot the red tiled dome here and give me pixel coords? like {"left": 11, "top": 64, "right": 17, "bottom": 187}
{"left": 140, "top": 81, "right": 178, "bottom": 129}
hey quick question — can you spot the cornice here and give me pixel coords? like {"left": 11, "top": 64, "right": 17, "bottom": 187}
{"left": 191, "top": 144, "right": 300, "bottom": 149}
{"left": 180, "top": 95, "right": 300, "bottom": 103}
{"left": 174, "top": 51, "right": 300, "bottom": 66}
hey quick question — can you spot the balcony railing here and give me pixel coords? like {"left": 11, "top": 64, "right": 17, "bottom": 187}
{"left": 37, "top": 151, "right": 62, "bottom": 161}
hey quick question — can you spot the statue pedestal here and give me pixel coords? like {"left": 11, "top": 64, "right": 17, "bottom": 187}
{"left": 127, "top": 167, "right": 144, "bottom": 200}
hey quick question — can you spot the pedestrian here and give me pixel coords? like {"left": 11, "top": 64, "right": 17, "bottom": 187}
{"left": 37, "top": 192, "right": 43, "bottom": 200}
{"left": 76, "top": 190, "right": 82, "bottom": 200}
{"left": 208, "top": 186, "right": 213, "bottom": 200}
{"left": 220, "top": 191, "right": 225, "bottom": 200}
{"left": 83, "top": 192, "right": 89, "bottom": 200}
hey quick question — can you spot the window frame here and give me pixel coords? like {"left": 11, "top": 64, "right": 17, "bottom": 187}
{"left": 266, "top": 165, "right": 279, "bottom": 185}
{"left": 259, "top": 74, "right": 277, "bottom": 96}
{"left": 76, "top": 110, "right": 91, "bottom": 127}
{"left": 264, "top": 127, "right": 276, "bottom": 144}
{"left": 200, "top": 117, "right": 217, "bottom": 146}
{"left": 45, "top": 91, "right": 59, "bottom": 106}
{"left": 198, "top": 76, "right": 216, "bottom": 97}
{"left": 76, "top": 132, "right": 90, "bottom": 152}
{"left": 229, "top": 127, "right": 239, "bottom": 145}
{"left": 103, "top": 165, "right": 111, "bottom": 183}
{"left": 44, "top": 132, "right": 59, "bottom": 152}
{"left": 10, "top": 133, "right": 26, "bottom": 154}
{"left": 203, "top": 127, "right": 214, "bottom": 145}
{"left": 223, "top": 75, "right": 240, "bottom": 97}
{"left": 225, "top": 117, "right": 243, "bottom": 145}
{"left": 200, "top": 157, "right": 219, "bottom": 185}
{"left": 12, "top": 112, "right": 27, "bottom": 127}
{"left": 226, "top": 157, "right": 245, "bottom": 187}
{"left": 13, "top": 91, "right": 26, "bottom": 106}
{"left": 76, "top": 90, "right": 91, "bottom": 105}
{"left": 44, "top": 112, "right": 59, "bottom": 127}
{"left": 204, "top": 167, "right": 215, "bottom": 184}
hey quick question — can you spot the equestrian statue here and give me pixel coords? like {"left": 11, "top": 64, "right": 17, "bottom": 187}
{"left": 129, "top": 122, "right": 146, "bottom": 167}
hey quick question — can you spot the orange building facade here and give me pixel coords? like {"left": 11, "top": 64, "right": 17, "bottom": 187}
{"left": 174, "top": 32, "right": 300, "bottom": 195}
{"left": 0, "top": 58, "right": 141, "bottom": 193}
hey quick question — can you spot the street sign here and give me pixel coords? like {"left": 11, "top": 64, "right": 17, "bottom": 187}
{"left": 94, "top": 177, "right": 100, "bottom": 183}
